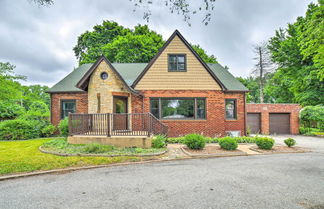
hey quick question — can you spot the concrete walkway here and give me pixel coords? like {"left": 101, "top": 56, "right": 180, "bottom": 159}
{"left": 238, "top": 144, "right": 260, "bottom": 154}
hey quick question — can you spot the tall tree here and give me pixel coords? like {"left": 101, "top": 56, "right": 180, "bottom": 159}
{"left": 74, "top": 20, "right": 217, "bottom": 65}
{"left": 237, "top": 75, "right": 274, "bottom": 103}
{"left": 251, "top": 42, "right": 274, "bottom": 103}
{"left": 0, "top": 62, "right": 25, "bottom": 102}
{"left": 267, "top": 1, "right": 324, "bottom": 106}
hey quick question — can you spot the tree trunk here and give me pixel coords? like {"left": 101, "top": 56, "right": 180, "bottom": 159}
{"left": 258, "top": 47, "right": 264, "bottom": 103}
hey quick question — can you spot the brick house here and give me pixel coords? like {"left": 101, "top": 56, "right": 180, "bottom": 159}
{"left": 47, "top": 30, "right": 249, "bottom": 143}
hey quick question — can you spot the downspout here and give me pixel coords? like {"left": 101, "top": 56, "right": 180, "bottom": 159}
{"left": 142, "top": 94, "right": 145, "bottom": 113}
{"left": 244, "top": 93, "right": 247, "bottom": 136}
{"left": 50, "top": 93, "right": 53, "bottom": 124}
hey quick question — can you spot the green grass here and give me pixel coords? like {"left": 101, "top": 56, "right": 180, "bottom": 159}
{"left": 0, "top": 138, "right": 141, "bottom": 175}
{"left": 42, "top": 138, "right": 166, "bottom": 155}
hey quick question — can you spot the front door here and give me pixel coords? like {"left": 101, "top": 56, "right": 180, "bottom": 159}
{"left": 113, "top": 96, "right": 128, "bottom": 130}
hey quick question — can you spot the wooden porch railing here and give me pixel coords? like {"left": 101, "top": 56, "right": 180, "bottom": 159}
{"left": 68, "top": 113, "right": 168, "bottom": 137}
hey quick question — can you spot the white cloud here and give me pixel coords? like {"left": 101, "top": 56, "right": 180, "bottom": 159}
{"left": 0, "top": 0, "right": 312, "bottom": 86}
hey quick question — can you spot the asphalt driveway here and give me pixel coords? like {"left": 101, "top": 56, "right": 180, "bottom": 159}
{"left": 271, "top": 135, "right": 324, "bottom": 153}
{"left": 0, "top": 135, "right": 323, "bottom": 209}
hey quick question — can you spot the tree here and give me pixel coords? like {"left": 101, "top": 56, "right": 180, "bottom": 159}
{"left": 22, "top": 85, "right": 50, "bottom": 109}
{"left": 297, "top": 0, "right": 324, "bottom": 81}
{"left": 32, "top": 0, "right": 217, "bottom": 26}
{"left": 192, "top": 45, "right": 217, "bottom": 63}
{"left": 0, "top": 62, "right": 25, "bottom": 102}
{"left": 74, "top": 20, "right": 218, "bottom": 65}
{"left": 237, "top": 75, "right": 274, "bottom": 103}
{"left": 251, "top": 42, "right": 274, "bottom": 103}
{"left": 131, "top": 0, "right": 217, "bottom": 26}
{"left": 267, "top": 1, "right": 324, "bottom": 106}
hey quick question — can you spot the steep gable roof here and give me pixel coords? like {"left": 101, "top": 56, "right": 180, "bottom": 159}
{"left": 131, "top": 30, "right": 226, "bottom": 90}
{"left": 75, "top": 56, "right": 140, "bottom": 95}
{"left": 47, "top": 62, "right": 248, "bottom": 93}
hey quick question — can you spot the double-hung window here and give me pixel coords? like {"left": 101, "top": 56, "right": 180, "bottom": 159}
{"left": 168, "top": 54, "right": 186, "bottom": 72}
{"left": 225, "top": 99, "right": 237, "bottom": 120}
{"left": 150, "top": 98, "right": 206, "bottom": 120}
{"left": 61, "top": 100, "right": 76, "bottom": 119}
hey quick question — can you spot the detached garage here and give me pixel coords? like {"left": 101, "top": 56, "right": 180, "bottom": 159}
{"left": 246, "top": 104, "right": 301, "bottom": 135}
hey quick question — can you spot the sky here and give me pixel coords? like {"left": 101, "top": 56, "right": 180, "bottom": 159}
{"left": 0, "top": 0, "right": 312, "bottom": 87}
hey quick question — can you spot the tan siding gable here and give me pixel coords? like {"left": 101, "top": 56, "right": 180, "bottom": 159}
{"left": 135, "top": 35, "right": 221, "bottom": 90}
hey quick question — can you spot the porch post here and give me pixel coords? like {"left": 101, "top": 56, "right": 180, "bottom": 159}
{"left": 107, "top": 113, "right": 111, "bottom": 137}
{"left": 68, "top": 113, "right": 72, "bottom": 136}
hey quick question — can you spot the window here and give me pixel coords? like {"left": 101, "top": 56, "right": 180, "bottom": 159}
{"left": 150, "top": 99, "right": 159, "bottom": 118}
{"left": 150, "top": 98, "right": 206, "bottom": 120}
{"left": 225, "top": 99, "right": 237, "bottom": 120}
{"left": 168, "top": 54, "right": 186, "bottom": 71}
{"left": 61, "top": 100, "right": 76, "bottom": 119}
{"left": 197, "top": 99, "right": 206, "bottom": 119}
{"left": 100, "top": 72, "right": 108, "bottom": 80}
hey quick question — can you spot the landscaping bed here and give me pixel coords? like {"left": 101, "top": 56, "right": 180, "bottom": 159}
{"left": 41, "top": 138, "right": 167, "bottom": 157}
{"left": 182, "top": 144, "right": 246, "bottom": 157}
{"left": 250, "top": 145, "right": 309, "bottom": 154}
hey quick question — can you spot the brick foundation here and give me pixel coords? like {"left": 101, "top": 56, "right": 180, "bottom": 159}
{"left": 50, "top": 92, "right": 88, "bottom": 126}
{"left": 247, "top": 104, "right": 301, "bottom": 135}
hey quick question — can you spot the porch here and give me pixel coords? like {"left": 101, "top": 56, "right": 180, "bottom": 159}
{"left": 68, "top": 113, "right": 168, "bottom": 147}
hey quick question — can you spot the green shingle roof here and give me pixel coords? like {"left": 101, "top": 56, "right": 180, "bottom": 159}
{"left": 47, "top": 62, "right": 247, "bottom": 93}
{"left": 207, "top": 63, "right": 248, "bottom": 91}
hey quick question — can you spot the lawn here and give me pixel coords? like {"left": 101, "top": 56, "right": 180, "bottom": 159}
{"left": 0, "top": 138, "right": 141, "bottom": 175}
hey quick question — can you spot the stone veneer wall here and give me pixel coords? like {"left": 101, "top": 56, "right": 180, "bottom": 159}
{"left": 87, "top": 61, "right": 131, "bottom": 114}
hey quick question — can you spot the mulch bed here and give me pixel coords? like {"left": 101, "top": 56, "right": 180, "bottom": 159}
{"left": 182, "top": 144, "right": 246, "bottom": 157}
{"left": 250, "top": 146, "right": 310, "bottom": 154}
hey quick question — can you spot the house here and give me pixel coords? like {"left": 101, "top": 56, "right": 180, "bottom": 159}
{"left": 47, "top": 30, "right": 248, "bottom": 146}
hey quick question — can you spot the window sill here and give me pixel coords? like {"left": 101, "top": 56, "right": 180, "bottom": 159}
{"left": 160, "top": 119, "right": 207, "bottom": 122}
{"left": 225, "top": 119, "right": 238, "bottom": 121}
{"left": 168, "top": 70, "right": 187, "bottom": 72}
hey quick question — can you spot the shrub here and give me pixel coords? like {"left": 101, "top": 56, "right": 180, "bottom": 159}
{"left": 255, "top": 137, "right": 275, "bottom": 150}
{"left": 300, "top": 106, "right": 324, "bottom": 130}
{"left": 58, "top": 118, "right": 69, "bottom": 137}
{"left": 41, "top": 124, "right": 56, "bottom": 137}
{"left": 284, "top": 138, "right": 296, "bottom": 147}
{"left": 152, "top": 135, "right": 166, "bottom": 148}
{"left": 82, "top": 143, "right": 115, "bottom": 153}
{"left": 184, "top": 134, "right": 206, "bottom": 150}
{"left": 204, "top": 137, "right": 218, "bottom": 143}
{"left": 165, "top": 137, "right": 185, "bottom": 144}
{"left": 0, "top": 102, "right": 25, "bottom": 120}
{"left": 0, "top": 119, "right": 39, "bottom": 140}
{"left": 219, "top": 137, "right": 238, "bottom": 150}
{"left": 234, "top": 136, "right": 256, "bottom": 143}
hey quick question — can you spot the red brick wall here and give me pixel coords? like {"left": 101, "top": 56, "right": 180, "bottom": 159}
{"left": 247, "top": 104, "right": 301, "bottom": 134}
{"left": 50, "top": 92, "right": 88, "bottom": 126}
{"left": 132, "top": 90, "right": 246, "bottom": 137}
{"left": 224, "top": 93, "right": 246, "bottom": 135}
